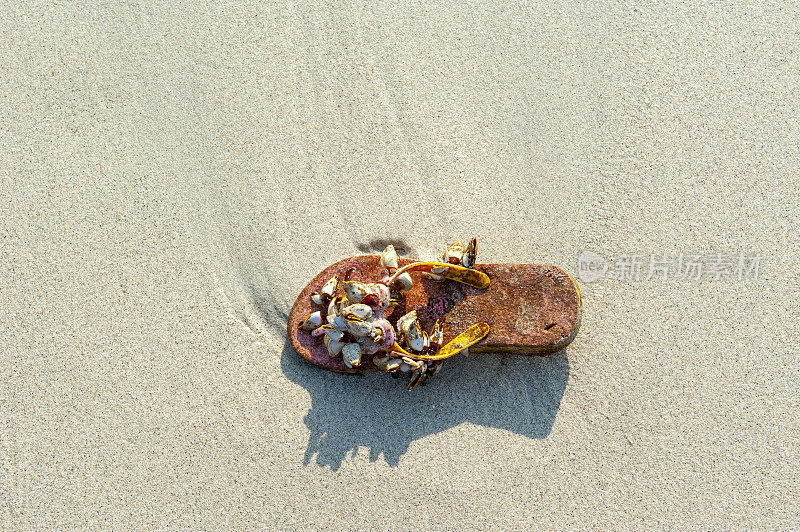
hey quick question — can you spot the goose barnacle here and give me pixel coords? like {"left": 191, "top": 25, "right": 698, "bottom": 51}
{"left": 298, "top": 311, "right": 323, "bottom": 331}
{"left": 342, "top": 342, "right": 362, "bottom": 368}
{"left": 320, "top": 275, "right": 340, "bottom": 298}
{"left": 380, "top": 244, "right": 399, "bottom": 271}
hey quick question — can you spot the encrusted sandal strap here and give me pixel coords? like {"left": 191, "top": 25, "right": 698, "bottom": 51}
{"left": 387, "top": 261, "right": 490, "bottom": 289}
{"left": 390, "top": 322, "right": 491, "bottom": 361}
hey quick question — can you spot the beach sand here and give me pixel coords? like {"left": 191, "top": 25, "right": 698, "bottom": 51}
{"left": 3, "top": 2, "right": 798, "bottom": 528}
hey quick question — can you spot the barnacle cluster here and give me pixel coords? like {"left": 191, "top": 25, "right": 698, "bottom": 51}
{"left": 299, "top": 239, "right": 487, "bottom": 389}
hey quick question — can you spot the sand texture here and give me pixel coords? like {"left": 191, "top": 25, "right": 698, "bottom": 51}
{"left": 2, "top": 2, "right": 798, "bottom": 529}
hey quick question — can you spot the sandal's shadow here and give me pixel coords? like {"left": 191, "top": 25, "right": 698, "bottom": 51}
{"left": 280, "top": 337, "right": 569, "bottom": 470}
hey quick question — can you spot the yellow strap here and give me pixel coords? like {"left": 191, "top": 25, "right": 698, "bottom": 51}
{"left": 387, "top": 261, "right": 490, "bottom": 289}
{"left": 390, "top": 322, "right": 490, "bottom": 361}
{"left": 390, "top": 342, "right": 417, "bottom": 358}
{"left": 427, "top": 322, "right": 490, "bottom": 360}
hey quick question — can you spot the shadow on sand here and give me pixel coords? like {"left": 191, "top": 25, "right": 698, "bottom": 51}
{"left": 280, "top": 338, "right": 569, "bottom": 469}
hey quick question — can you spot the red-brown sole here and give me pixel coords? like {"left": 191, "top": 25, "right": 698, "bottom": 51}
{"left": 288, "top": 256, "right": 582, "bottom": 374}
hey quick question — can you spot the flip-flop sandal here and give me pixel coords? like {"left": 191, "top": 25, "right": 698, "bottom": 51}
{"left": 288, "top": 239, "right": 581, "bottom": 389}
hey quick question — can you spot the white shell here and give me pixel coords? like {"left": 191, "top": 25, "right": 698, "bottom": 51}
{"left": 431, "top": 266, "right": 449, "bottom": 275}
{"left": 327, "top": 295, "right": 344, "bottom": 324}
{"left": 320, "top": 275, "right": 339, "bottom": 298}
{"left": 343, "top": 280, "right": 369, "bottom": 303}
{"left": 407, "top": 320, "right": 425, "bottom": 351}
{"left": 443, "top": 240, "right": 465, "bottom": 264}
{"left": 324, "top": 335, "right": 345, "bottom": 356}
{"left": 386, "top": 359, "right": 402, "bottom": 372}
{"left": 341, "top": 304, "right": 373, "bottom": 320}
{"left": 357, "top": 335, "right": 380, "bottom": 355}
{"left": 328, "top": 341, "right": 345, "bottom": 357}
{"left": 331, "top": 315, "right": 347, "bottom": 331}
{"left": 462, "top": 237, "right": 477, "bottom": 268}
{"left": 324, "top": 327, "right": 344, "bottom": 342}
{"left": 396, "top": 311, "right": 417, "bottom": 337}
{"left": 342, "top": 343, "right": 362, "bottom": 368}
{"left": 345, "top": 317, "right": 374, "bottom": 337}
{"left": 311, "top": 293, "right": 325, "bottom": 305}
{"left": 380, "top": 245, "right": 399, "bottom": 270}
{"left": 299, "top": 311, "right": 323, "bottom": 331}
{"left": 395, "top": 272, "right": 413, "bottom": 291}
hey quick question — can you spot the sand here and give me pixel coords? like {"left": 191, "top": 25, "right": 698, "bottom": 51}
{"left": 2, "top": 2, "right": 798, "bottom": 529}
